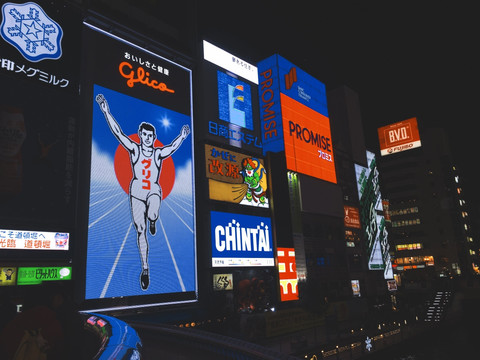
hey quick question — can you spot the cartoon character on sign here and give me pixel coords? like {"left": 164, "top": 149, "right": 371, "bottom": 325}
{"left": 241, "top": 158, "right": 267, "bottom": 205}
{"left": 96, "top": 94, "right": 190, "bottom": 290}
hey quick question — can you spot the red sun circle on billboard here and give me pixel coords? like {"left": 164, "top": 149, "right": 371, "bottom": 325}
{"left": 113, "top": 134, "right": 175, "bottom": 199}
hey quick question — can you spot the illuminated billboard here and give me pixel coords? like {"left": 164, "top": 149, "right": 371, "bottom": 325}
{"left": 211, "top": 211, "right": 274, "bottom": 267}
{"left": 0, "top": 1, "right": 81, "bottom": 238}
{"left": 355, "top": 151, "right": 393, "bottom": 279}
{"left": 351, "top": 280, "right": 361, "bottom": 297}
{"left": 0, "top": 229, "right": 69, "bottom": 250}
{"left": 205, "top": 144, "right": 269, "bottom": 207}
{"left": 0, "top": 267, "right": 17, "bottom": 286}
{"left": 213, "top": 273, "right": 233, "bottom": 291}
{"left": 257, "top": 55, "right": 336, "bottom": 183}
{"left": 344, "top": 206, "right": 361, "bottom": 229}
{"left": 17, "top": 266, "right": 72, "bottom": 285}
{"left": 277, "top": 248, "right": 298, "bottom": 301}
{"left": 203, "top": 40, "right": 261, "bottom": 152}
{"left": 82, "top": 23, "right": 196, "bottom": 309}
{"left": 377, "top": 117, "right": 421, "bottom": 156}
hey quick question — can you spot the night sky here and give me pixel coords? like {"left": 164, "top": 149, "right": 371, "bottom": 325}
{"left": 198, "top": 1, "right": 480, "bottom": 209}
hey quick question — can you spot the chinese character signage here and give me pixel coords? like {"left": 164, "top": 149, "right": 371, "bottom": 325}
{"left": 344, "top": 205, "right": 361, "bottom": 229}
{"left": 211, "top": 211, "right": 274, "bottom": 267}
{"left": 257, "top": 55, "right": 336, "bottom": 183}
{"left": 277, "top": 248, "right": 298, "bottom": 301}
{"left": 205, "top": 144, "right": 269, "bottom": 207}
{"left": 83, "top": 23, "right": 196, "bottom": 307}
{"left": 0, "top": 229, "right": 69, "bottom": 250}
{"left": 213, "top": 273, "right": 233, "bottom": 291}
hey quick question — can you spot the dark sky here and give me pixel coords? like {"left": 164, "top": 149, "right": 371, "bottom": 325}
{"left": 198, "top": 1, "right": 479, "bottom": 202}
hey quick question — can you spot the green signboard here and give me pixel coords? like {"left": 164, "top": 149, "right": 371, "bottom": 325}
{"left": 17, "top": 266, "right": 72, "bottom": 285}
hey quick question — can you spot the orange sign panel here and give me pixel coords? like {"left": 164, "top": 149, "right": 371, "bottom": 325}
{"left": 281, "top": 93, "right": 336, "bottom": 183}
{"left": 344, "top": 205, "right": 361, "bottom": 229}
{"left": 378, "top": 117, "right": 421, "bottom": 156}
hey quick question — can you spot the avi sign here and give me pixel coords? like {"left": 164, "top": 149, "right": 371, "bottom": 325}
{"left": 377, "top": 117, "right": 422, "bottom": 156}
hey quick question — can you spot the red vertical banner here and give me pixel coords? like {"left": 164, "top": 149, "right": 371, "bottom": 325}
{"left": 277, "top": 247, "right": 299, "bottom": 301}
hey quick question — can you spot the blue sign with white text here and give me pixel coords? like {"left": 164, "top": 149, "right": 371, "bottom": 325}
{"left": 211, "top": 211, "right": 274, "bottom": 267}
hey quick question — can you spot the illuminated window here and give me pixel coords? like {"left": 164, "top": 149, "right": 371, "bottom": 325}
{"left": 467, "top": 236, "right": 473, "bottom": 243}
{"left": 462, "top": 212, "right": 468, "bottom": 218}
{"left": 393, "top": 255, "right": 433, "bottom": 267}
{"left": 454, "top": 176, "right": 459, "bottom": 183}
{"left": 392, "top": 219, "right": 421, "bottom": 227}
{"left": 469, "top": 249, "right": 476, "bottom": 256}
{"left": 396, "top": 243, "right": 422, "bottom": 251}
{"left": 457, "top": 188, "right": 462, "bottom": 194}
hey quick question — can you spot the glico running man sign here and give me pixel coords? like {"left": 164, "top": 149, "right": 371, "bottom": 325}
{"left": 82, "top": 23, "right": 196, "bottom": 309}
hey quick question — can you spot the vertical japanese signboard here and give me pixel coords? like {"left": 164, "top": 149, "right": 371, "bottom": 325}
{"left": 257, "top": 54, "right": 336, "bottom": 183}
{"left": 355, "top": 151, "right": 393, "bottom": 279}
{"left": 82, "top": 23, "right": 196, "bottom": 309}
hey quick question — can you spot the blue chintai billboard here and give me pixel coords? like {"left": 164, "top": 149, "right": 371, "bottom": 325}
{"left": 211, "top": 211, "right": 274, "bottom": 267}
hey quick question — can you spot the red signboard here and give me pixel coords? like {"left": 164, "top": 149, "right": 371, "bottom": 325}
{"left": 277, "top": 247, "right": 299, "bottom": 301}
{"left": 344, "top": 206, "right": 361, "bottom": 229}
{"left": 378, "top": 117, "right": 421, "bottom": 156}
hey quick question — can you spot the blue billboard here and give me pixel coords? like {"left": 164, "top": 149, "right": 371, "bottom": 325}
{"left": 211, "top": 211, "right": 274, "bottom": 267}
{"left": 82, "top": 24, "right": 196, "bottom": 309}
{"left": 257, "top": 54, "right": 329, "bottom": 154}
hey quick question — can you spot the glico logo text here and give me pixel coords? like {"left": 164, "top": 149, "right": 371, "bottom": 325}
{"left": 118, "top": 61, "right": 175, "bottom": 93}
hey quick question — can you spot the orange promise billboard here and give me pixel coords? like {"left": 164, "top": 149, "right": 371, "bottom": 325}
{"left": 257, "top": 55, "right": 336, "bottom": 183}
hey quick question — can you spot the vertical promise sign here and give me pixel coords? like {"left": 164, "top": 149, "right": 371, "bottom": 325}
{"left": 83, "top": 24, "right": 196, "bottom": 309}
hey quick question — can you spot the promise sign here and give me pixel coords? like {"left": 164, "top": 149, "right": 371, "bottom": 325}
{"left": 378, "top": 117, "right": 421, "bottom": 156}
{"left": 257, "top": 54, "right": 336, "bottom": 183}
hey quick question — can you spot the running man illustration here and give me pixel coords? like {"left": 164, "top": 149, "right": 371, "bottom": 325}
{"left": 96, "top": 94, "right": 190, "bottom": 290}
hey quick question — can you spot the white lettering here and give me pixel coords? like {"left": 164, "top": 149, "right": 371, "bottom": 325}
{"left": 214, "top": 220, "right": 271, "bottom": 253}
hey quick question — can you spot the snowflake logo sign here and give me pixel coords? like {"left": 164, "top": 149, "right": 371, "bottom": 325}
{"left": 1, "top": 2, "right": 63, "bottom": 62}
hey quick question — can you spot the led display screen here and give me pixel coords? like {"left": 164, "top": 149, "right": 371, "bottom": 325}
{"left": 355, "top": 151, "right": 393, "bottom": 279}
{"left": 277, "top": 247, "right": 298, "bottom": 301}
{"left": 202, "top": 40, "right": 262, "bottom": 153}
{"left": 217, "top": 71, "right": 253, "bottom": 130}
{"left": 211, "top": 211, "right": 274, "bottom": 267}
{"left": 0, "top": 229, "right": 69, "bottom": 250}
{"left": 82, "top": 24, "right": 196, "bottom": 309}
{"left": 377, "top": 117, "right": 421, "bottom": 156}
{"left": 257, "top": 55, "right": 336, "bottom": 183}
{"left": 17, "top": 266, "right": 72, "bottom": 285}
{"left": 205, "top": 144, "right": 269, "bottom": 207}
